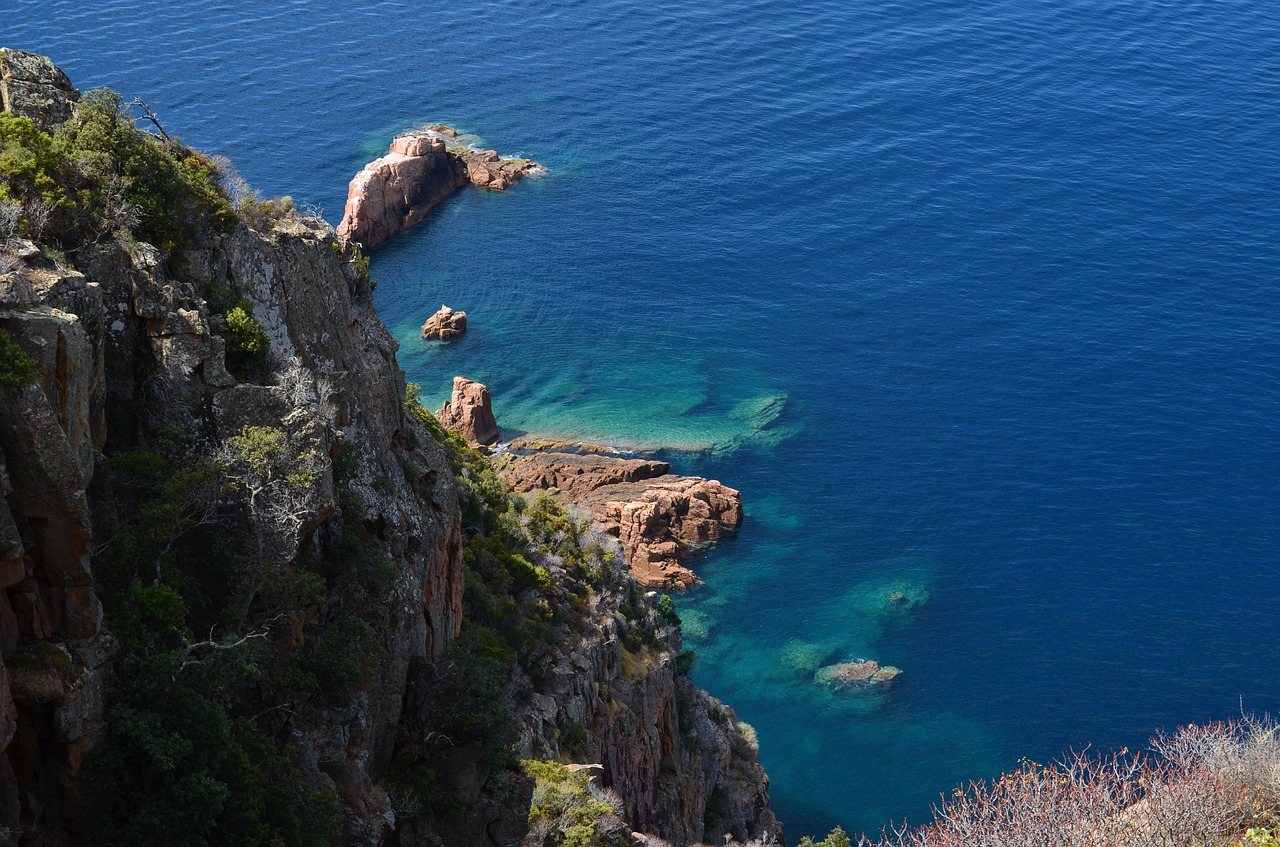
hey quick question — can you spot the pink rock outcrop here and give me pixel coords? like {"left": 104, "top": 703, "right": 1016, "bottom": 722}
{"left": 497, "top": 451, "right": 743, "bottom": 589}
{"left": 337, "top": 127, "right": 538, "bottom": 250}
{"left": 421, "top": 305, "right": 467, "bottom": 341}
{"left": 435, "top": 377, "right": 499, "bottom": 446}
{"left": 337, "top": 134, "right": 462, "bottom": 251}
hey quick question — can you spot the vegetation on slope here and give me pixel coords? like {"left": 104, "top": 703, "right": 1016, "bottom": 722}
{"left": 521, "top": 760, "right": 632, "bottom": 847}
{"left": 1, "top": 90, "right": 233, "bottom": 254}
{"left": 391, "top": 387, "right": 669, "bottom": 837}
{"left": 847, "top": 718, "right": 1280, "bottom": 847}
{"left": 87, "top": 425, "right": 348, "bottom": 847}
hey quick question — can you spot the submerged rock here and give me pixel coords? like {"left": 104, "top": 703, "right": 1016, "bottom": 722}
{"left": 435, "top": 376, "right": 500, "bottom": 445}
{"left": 421, "top": 304, "right": 467, "bottom": 341}
{"left": 779, "top": 639, "right": 829, "bottom": 675}
{"left": 815, "top": 659, "right": 903, "bottom": 693}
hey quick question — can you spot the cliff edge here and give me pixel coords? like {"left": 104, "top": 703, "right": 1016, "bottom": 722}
{"left": 0, "top": 50, "right": 779, "bottom": 847}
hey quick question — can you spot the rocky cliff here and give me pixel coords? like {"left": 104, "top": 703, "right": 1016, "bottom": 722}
{"left": 0, "top": 51, "right": 779, "bottom": 847}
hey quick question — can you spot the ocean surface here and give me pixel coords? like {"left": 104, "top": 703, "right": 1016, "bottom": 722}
{"left": 11, "top": 0, "right": 1280, "bottom": 838}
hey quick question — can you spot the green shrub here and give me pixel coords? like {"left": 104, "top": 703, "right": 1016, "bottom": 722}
{"left": 55, "top": 89, "right": 235, "bottom": 251}
{"left": 205, "top": 284, "right": 270, "bottom": 379}
{"left": 223, "top": 303, "right": 269, "bottom": 377}
{"left": 799, "top": 827, "right": 852, "bottom": 847}
{"left": 0, "top": 326, "right": 37, "bottom": 387}
{"left": 656, "top": 594, "right": 680, "bottom": 629}
{"left": 522, "top": 760, "right": 631, "bottom": 847}
{"left": 237, "top": 194, "right": 297, "bottom": 231}
{"left": 0, "top": 111, "right": 70, "bottom": 235}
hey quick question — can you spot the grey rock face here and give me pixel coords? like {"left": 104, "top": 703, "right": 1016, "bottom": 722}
{"left": 0, "top": 48, "right": 79, "bottom": 131}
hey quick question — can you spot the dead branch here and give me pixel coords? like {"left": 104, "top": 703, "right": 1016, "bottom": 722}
{"left": 125, "top": 97, "right": 171, "bottom": 142}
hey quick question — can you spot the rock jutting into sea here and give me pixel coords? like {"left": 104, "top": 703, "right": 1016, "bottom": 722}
{"left": 337, "top": 127, "right": 539, "bottom": 250}
{"left": 421, "top": 304, "right": 467, "bottom": 341}
{"left": 435, "top": 376, "right": 499, "bottom": 446}
{"left": 495, "top": 449, "right": 744, "bottom": 589}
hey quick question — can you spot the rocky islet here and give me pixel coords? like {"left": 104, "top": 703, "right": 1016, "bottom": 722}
{"left": 337, "top": 127, "right": 539, "bottom": 251}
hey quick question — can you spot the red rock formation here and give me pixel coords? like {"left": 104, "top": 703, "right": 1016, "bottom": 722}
{"left": 435, "top": 377, "right": 500, "bottom": 445}
{"left": 421, "top": 305, "right": 467, "bottom": 341}
{"left": 337, "top": 127, "right": 538, "bottom": 250}
{"left": 336, "top": 134, "right": 463, "bottom": 251}
{"left": 497, "top": 452, "right": 743, "bottom": 588}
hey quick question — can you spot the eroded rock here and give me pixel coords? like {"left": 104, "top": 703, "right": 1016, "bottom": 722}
{"left": 421, "top": 304, "right": 467, "bottom": 341}
{"left": 337, "top": 126, "right": 538, "bottom": 250}
{"left": 436, "top": 376, "right": 500, "bottom": 445}
{"left": 497, "top": 451, "right": 743, "bottom": 588}
{"left": 0, "top": 49, "right": 78, "bottom": 132}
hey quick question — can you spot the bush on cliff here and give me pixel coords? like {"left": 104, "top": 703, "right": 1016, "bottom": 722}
{"left": 87, "top": 441, "right": 350, "bottom": 847}
{"left": 799, "top": 827, "right": 852, "bottom": 847}
{"left": 55, "top": 88, "right": 235, "bottom": 251}
{"left": 223, "top": 304, "right": 270, "bottom": 377}
{"left": 0, "top": 326, "right": 37, "bottom": 388}
{"left": 3, "top": 87, "right": 238, "bottom": 253}
{"left": 855, "top": 718, "right": 1280, "bottom": 847}
{"left": 0, "top": 111, "right": 70, "bottom": 238}
{"left": 522, "top": 760, "right": 632, "bottom": 847}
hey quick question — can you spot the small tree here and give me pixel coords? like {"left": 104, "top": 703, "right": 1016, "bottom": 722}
{"left": 216, "top": 425, "right": 323, "bottom": 623}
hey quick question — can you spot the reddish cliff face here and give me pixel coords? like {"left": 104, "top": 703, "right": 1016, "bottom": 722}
{"left": 336, "top": 129, "right": 538, "bottom": 250}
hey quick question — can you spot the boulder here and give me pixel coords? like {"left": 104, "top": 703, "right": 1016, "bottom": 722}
{"left": 337, "top": 126, "right": 539, "bottom": 250}
{"left": 497, "top": 451, "right": 743, "bottom": 589}
{"left": 436, "top": 376, "right": 499, "bottom": 446}
{"left": 336, "top": 133, "right": 462, "bottom": 250}
{"left": 421, "top": 305, "right": 467, "bottom": 341}
{"left": 0, "top": 49, "right": 79, "bottom": 132}
{"left": 814, "top": 659, "right": 903, "bottom": 693}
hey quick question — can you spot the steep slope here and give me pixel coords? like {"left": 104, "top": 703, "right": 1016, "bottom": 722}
{"left": 0, "top": 50, "right": 780, "bottom": 847}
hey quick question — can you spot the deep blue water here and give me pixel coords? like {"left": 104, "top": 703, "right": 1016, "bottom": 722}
{"left": 11, "top": 0, "right": 1280, "bottom": 838}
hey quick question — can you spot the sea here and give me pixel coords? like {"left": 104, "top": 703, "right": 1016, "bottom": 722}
{"left": 10, "top": 0, "right": 1280, "bottom": 839}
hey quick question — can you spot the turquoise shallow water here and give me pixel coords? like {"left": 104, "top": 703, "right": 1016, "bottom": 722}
{"left": 11, "top": 0, "right": 1280, "bottom": 837}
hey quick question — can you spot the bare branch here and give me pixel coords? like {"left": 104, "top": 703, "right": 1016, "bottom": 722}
{"left": 125, "top": 97, "right": 171, "bottom": 142}
{"left": 173, "top": 615, "right": 283, "bottom": 674}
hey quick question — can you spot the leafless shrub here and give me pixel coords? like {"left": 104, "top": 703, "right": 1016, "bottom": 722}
{"left": 857, "top": 722, "right": 1276, "bottom": 847}
{"left": 21, "top": 197, "right": 55, "bottom": 244}
{"left": 101, "top": 175, "right": 141, "bottom": 233}
{"left": 717, "top": 836, "right": 782, "bottom": 847}
{"left": 208, "top": 153, "right": 253, "bottom": 206}
{"left": 298, "top": 200, "right": 325, "bottom": 223}
{"left": 592, "top": 785, "right": 626, "bottom": 817}
{"left": 0, "top": 199, "right": 20, "bottom": 248}
{"left": 275, "top": 355, "right": 335, "bottom": 420}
